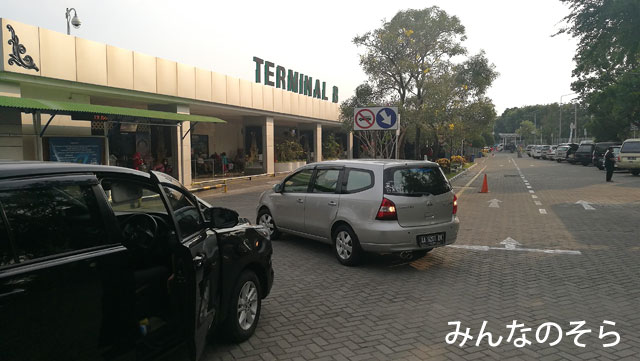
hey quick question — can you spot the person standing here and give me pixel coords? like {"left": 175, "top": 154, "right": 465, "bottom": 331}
{"left": 604, "top": 146, "right": 615, "bottom": 182}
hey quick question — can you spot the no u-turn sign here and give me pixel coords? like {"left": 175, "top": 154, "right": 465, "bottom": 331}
{"left": 354, "top": 107, "right": 399, "bottom": 130}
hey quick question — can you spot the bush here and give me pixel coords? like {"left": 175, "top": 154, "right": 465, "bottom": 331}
{"left": 322, "top": 134, "right": 342, "bottom": 160}
{"left": 436, "top": 158, "right": 450, "bottom": 171}
{"left": 450, "top": 155, "right": 465, "bottom": 164}
{"left": 275, "top": 139, "right": 304, "bottom": 162}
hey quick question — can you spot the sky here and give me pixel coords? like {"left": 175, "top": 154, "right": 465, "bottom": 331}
{"left": 0, "top": 0, "right": 579, "bottom": 114}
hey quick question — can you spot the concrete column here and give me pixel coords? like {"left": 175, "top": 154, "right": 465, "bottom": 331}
{"left": 347, "top": 132, "right": 354, "bottom": 159}
{"left": 314, "top": 124, "right": 322, "bottom": 162}
{"left": 263, "top": 117, "right": 274, "bottom": 174}
{"left": 150, "top": 104, "right": 191, "bottom": 186}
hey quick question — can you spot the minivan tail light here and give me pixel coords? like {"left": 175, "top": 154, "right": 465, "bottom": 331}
{"left": 376, "top": 198, "right": 397, "bottom": 220}
{"left": 452, "top": 194, "right": 458, "bottom": 215}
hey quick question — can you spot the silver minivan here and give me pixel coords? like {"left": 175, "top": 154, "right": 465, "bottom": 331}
{"left": 256, "top": 160, "right": 459, "bottom": 266}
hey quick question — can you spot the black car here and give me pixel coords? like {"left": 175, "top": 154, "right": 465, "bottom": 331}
{"left": 592, "top": 142, "right": 621, "bottom": 169}
{"left": 0, "top": 162, "right": 273, "bottom": 361}
{"left": 574, "top": 143, "right": 595, "bottom": 166}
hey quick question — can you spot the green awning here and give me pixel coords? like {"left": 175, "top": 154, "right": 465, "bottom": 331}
{"left": 0, "top": 95, "right": 225, "bottom": 124}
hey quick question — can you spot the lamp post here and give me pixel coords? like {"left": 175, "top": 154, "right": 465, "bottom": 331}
{"left": 560, "top": 93, "right": 576, "bottom": 143}
{"left": 65, "top": 8, "right": 81, "bottom": 35}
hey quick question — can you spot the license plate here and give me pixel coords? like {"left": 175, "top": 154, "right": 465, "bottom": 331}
{"left": 417, "top": 232, "right": 446, "bottom": 248}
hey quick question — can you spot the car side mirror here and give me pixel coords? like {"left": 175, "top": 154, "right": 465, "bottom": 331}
{"left": 205, "top": 207, "right": 239, "bottom": 229}
{"left": 273, "top": 183, "right": 283, "bottom": 193}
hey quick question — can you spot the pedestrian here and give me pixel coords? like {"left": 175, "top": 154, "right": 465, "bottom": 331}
{"left": 604, "top": 146, "right": 615, "bottom": 182}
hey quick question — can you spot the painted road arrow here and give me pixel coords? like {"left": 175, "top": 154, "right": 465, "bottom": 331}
{"left": 576, "top": 200, "right": 595, "bottom": 210}
{"left": 488, "top": 199, "right": 502, "bottom": 208}
{"left": 500, "top": 237, "right": 521, "bottom": 249}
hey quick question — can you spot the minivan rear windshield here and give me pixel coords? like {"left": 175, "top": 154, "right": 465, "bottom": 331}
{"left": 621, "top": 141, "right": 640, "bottom": 153}
{"left": 577, "top": 145, "right": 592, "bottom": 152}
{"left": 383, "top": 166, "right": 450, "bottom": 196}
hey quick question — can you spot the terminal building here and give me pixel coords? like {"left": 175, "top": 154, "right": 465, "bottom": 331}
{"left": 0, "top": 18, "right": 350, "bottom": 186}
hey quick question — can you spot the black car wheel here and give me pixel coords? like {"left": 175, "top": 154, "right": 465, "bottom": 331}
{"left": 257, "top": 209, "right": 280, "bottom": 240}
{"left": 223, "top": 270, "right": 262, "bottom": 342}
{"left": 332, "top": 224, "right": 362, "bottom": 266}
{"left": 632, "top": 170, "right": 640, "bottom": 176}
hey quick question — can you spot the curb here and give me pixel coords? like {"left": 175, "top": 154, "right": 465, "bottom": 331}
{"left": 449, "top": 162, "right": 478, "bottom": 183}
{"left": 188, "top": 183, "right": 226, "bottom": 193}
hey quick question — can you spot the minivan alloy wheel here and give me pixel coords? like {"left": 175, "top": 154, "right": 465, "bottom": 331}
{"left": 335, "top": 231, "right": 353, "bottom": 260}
{"left": 237, "top": 281, "right": 258, "bottom": 331}
{"left": 258, "top": 213, "right": 274, "bottom": 235}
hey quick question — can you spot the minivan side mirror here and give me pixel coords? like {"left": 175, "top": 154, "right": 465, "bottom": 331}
{"left": 205, "top": 207, "right": 239, "bottom": 229}
{"left": 273, "top": 183, "right": 283, "bottom": 193}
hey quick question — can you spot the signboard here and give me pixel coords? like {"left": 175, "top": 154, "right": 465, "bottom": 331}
{"left": 353, "top": 107, "right": 399, "bottom": 131}
{"left": 48, "top": 137, "right": 103, "bottom": 164}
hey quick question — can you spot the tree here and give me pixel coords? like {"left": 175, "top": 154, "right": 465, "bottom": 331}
{"left": 515, "top": 120, "right": 536, "bottom": 144}
{"left": 353, "top": 7, "right": 467, "bottom": 157}
{"left": 558, "top": 0, "right": 640, "bottom": 95}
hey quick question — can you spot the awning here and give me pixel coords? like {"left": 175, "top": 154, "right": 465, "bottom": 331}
{"left": 0, "top": 95, "right": 225, "bottom": 124}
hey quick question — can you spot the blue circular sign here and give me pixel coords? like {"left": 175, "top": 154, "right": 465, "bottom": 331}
{"left": 376, "top": 108, "right": 397, "bottom": 129}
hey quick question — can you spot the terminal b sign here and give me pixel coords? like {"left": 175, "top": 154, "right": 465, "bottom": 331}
{"left": 354, "top": 107, "right": 399, "bottom": 131}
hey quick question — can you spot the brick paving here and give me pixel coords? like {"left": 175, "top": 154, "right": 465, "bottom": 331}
{"left": 194, "top": 153, "right": 640, "bottom": 360}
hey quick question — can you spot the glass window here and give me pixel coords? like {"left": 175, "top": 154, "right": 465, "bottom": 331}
{"left": 0, "top": 210, "right": 15, "bottom": 268}
{"left": 283, "top": 169, "right": 313, "bottom": 193}
{"left": 103, "top": 180, "right": 167, "bottom": 214}
{"left": 621, "top": 141, "right": 640, "bottom": 153}
{"left": 312, "top": 169, "right": 341, "bottom": 193}
{"left": 0, "top": 184, "right": 109, "bottom": 263}
{"left": 163, "top": 186, "right": 203, "bottom": 238}
{"left": 345, "top": 169, "right": 373, "bottom": 193}
{"left": 384, "top": 166, "right": 450, "bottom": 196}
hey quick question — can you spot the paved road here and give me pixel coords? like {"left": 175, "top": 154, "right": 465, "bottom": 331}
{"left": 196, "top": 154, "right": 640, "bottom": 360}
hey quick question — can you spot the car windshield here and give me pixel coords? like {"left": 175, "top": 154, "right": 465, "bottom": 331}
{"left": 577, "top": 145, "right": 592, "bottom": 152}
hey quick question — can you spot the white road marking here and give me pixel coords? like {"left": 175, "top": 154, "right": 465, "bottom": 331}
{"left": 488, "top": 199, "right": 502, "bottom": 208}
{"left": 448, "top": 237, "right": 581, "bottom": 255}
{"left": 576, "top": 200, "right": 596, "bottom": 210}
{"left": 534, "top": 201, "right": 542, "bottom": 206}
{"left": 500, "top": 237, "right": 521, "bottom": 250}
{"left": 529, "top": 190, "right": 535, "bottom": 193}
{"left": 526, "top": 185, "right": 532, "bottom": 189}
{"left": 532, "top": 195, "right": 538, "bottom": 199}
{"left": 539, "top": 209, "right": 547, "bottom": 214}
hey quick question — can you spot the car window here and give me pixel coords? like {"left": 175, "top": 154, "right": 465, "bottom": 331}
{"left": 0, "top": 184, "right": 109, "bottom": 264}
{"left": 345, "top": 169, "right": 374, "bottom": 193}
{"left": 163, "top": 186, "right": 204, "bottom": 238}
{"left": 384, "top": 166, "right": 450, "bottom": 196}
{"left": 312, "top": 169, "right": 341, "bottom": 193}
{"left": 283, "top": 169, "right": 313, "bottom": 193}
{"left": 577, "top": 145, "right": 592, "bottom": 152}
{"left": 104, "top": 179, "right": 168, "bottom": 214}
{"left": 621, "top": 141, "right": 640, "bottom": 153}
{"left": 0, "top": 212, "right": 15, "bottom": 268}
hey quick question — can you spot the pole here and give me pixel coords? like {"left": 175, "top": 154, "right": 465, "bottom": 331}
{"left": 574, "top": 102, "right": 578, "bottom": 143}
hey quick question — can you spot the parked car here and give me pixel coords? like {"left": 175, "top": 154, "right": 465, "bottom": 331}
{"left": 532, "top": 145, "right": 544, "bottom": 159}
{"left": 618, "top": 139, "right": 640, "bottom": 175}
{"left": 0, "top": 162, "right": 273, "bottom": 361}
{"left": 546, "top": 145, "right": 558, "bottom": 160}
{"left": 257, "top": 160, "right": 459, "bottom": 266}
{"left": 556, "top": 143, "right": 578, "bottom": 163}
{"left": 574, "top": 143, "right": 595, "bottom": 166}
{"left": 526, "top": 145, "right": 534, "bottom": 157}
{"left": 592, "top": 142, "right": 621, "bottom": 169}
{"left": 539, "top": 145, "right": 552, "bottom": 159}
{"left": 598, "top": 146, "right": 622, "bottom": 171}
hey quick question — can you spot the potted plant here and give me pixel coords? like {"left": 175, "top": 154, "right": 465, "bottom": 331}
{"left": 275, "top": 137, "right": 306, "bottom": 172}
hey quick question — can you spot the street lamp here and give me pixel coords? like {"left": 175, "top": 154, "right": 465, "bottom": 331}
{"left": 65, "top": 8, "right": 81, "bottom": 35}
{"left": 560, "top": 93, "right": 576, "bottom": 143}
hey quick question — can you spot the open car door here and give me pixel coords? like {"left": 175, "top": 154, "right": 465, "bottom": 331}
{"left": 151, "top": 171, "right": 220, "bottom": 360}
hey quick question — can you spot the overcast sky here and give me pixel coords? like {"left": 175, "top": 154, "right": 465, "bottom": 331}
{"left": 0, "top": 0, "right": 579, "bottom": 114}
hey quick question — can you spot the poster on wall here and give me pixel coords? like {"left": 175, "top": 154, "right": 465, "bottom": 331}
{"left": 49, "top": 137, "right": 103, "bottom": 164}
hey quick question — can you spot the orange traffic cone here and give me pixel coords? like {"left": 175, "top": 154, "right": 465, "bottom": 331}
{"left": 479, "top": 174, "right": 489, "bottom": 193}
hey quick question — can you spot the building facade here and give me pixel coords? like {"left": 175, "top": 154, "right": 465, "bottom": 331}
{"left": 0, "top": 18, "right": 351, "bottom": 185}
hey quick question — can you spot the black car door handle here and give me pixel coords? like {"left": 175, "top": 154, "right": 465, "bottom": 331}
{"left": 0, "top": 288, "right": 25, "bottom": 300}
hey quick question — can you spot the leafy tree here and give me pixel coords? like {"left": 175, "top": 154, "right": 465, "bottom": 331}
{"left": 353, "top": 7, "right": 468, "bottom": 157}
{"left": 515, "top": 120, "right": 536, "bottom": 144}
{"left": 558, "top": 0, "right": 640, "bottom": 95}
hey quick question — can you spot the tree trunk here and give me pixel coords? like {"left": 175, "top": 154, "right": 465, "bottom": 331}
{"left": 397, "top": 129, "right": 407, "bottom": 159}
{"left": 415, "top": 126, "right": 421, "bottom": 160}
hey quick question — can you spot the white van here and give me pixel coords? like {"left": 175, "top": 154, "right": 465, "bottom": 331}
{"left": 618, "top": 139, "right": 640, "bottom": 175}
